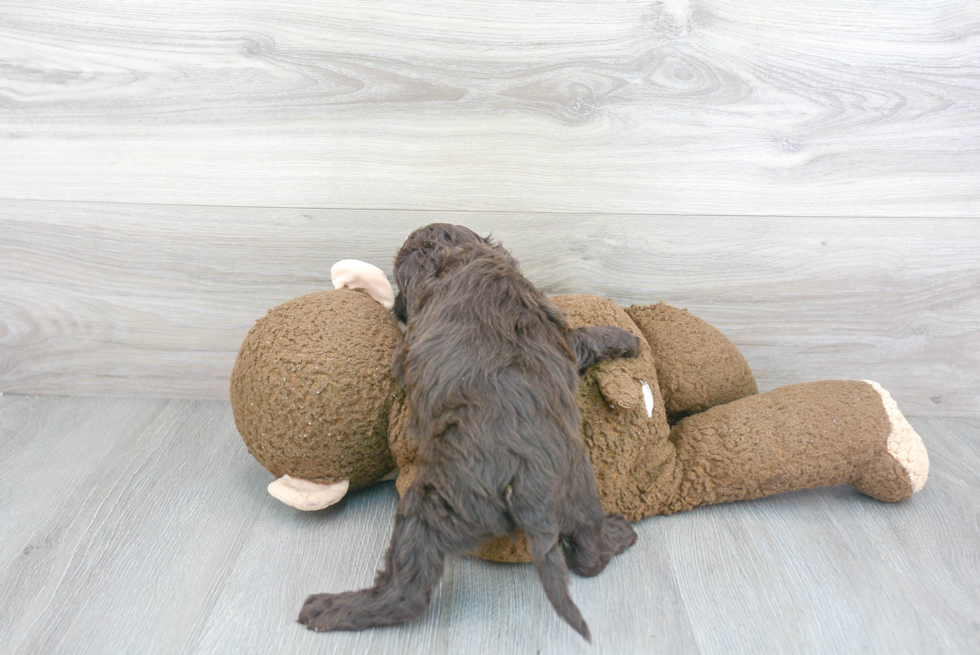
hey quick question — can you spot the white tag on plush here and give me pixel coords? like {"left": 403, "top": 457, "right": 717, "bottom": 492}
{"left": 641, "top": 382, "right": 655, "bottom": 418}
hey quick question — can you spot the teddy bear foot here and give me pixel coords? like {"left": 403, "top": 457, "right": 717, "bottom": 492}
{"left": 268, "top": 475, "right": 350, "bottom": 511}
{"left": 851, "top": 381, "right": 929, "bottom": 502}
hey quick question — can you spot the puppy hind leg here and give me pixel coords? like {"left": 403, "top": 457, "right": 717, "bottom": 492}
{"left": 298, "top": 497, "right": 448, "bottom": 632}
{"left": 561, "top": 456, "right": 637, "bottom": 578}
{"left": 564, "top": 514, "right": 637, "bottom": 578}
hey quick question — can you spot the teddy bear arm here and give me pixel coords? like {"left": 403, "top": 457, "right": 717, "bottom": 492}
{"left": 548, "top": 296, "right": 680, "bottom": 523}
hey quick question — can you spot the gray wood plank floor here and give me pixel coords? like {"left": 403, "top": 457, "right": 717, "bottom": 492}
{"left": 1, "top": 395, "right": 977, "bottom": 654}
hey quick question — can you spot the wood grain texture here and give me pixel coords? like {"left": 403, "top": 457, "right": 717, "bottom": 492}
{"left": 1, "top": 396, "right": 978, "bottom": 654}
{"left": 0, "top": 396, "right": 267, "bottom": 654}
{"left": 0, "top": 396, "right": 167, "bottom": 568}
{"left": 2, "top": 199, "right": 977, "bottom": 415}
{"left": 1, "top": 0, "right": 978, "bottom": 215}
{"left": 663, "top": 418, "right": 980, "bottom": 654}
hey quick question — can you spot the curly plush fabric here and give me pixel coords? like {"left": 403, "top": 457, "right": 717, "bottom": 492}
{"left": 626, "top": 302, "right": 758, "bottom": 423}
{"left": 231, "top": 289, "right": 400, "bottom": 489}
{"left": 233, "top": 288, "right": 928, "bottom": 566}
{"left": 667, "top": 380, "right": 922, "bottom": 511}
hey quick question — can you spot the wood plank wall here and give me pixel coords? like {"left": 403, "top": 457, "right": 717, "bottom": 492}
{"left": 1, "top": 0, "right": 978, "bottom": 415}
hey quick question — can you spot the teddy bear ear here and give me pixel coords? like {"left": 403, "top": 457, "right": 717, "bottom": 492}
{"left": 267, "top": 475, "right": 350, "bottom": 511}
{"left": 595, "top": 367, "right": 656, "bottom": 417}
{"left": 330, "top": 260, "right": 395, "bottom": 309}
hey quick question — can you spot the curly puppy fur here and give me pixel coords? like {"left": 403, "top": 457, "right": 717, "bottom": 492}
{"left": 299, "top": 224, "right": 640, "bottom": 641}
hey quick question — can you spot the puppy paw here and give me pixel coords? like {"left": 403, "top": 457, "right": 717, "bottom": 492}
{"left": 602, "top": 513, "right": 638, "bottom": 557}
{"left": 298, "top": 593, "right": 342, "bottom": 632}
{"left": 564, "top": 514, "right": 638, "bottom": 578}
{"left": 607, "top": 329, "right": 641, "bottom": 359}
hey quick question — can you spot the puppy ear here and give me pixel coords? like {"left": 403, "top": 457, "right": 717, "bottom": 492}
{"left": 396, "top": 247, "right": 438, "bottom": 283}
{"left": 393, "top": 290, "right": 409, "bottom": 323}
{"left": 393, "top": 243, "right": 446, "bottom": 321}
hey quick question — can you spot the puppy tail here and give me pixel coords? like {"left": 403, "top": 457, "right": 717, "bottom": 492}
{"left": 533, "top": 544, "right": 592, "bottom": 642}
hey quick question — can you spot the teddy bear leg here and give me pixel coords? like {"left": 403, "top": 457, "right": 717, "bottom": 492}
{"left": 663, "top": 380, "right": 929, "bottom": 514}
{"left": 851, "top": 381, "right": 929, "bottom": 501}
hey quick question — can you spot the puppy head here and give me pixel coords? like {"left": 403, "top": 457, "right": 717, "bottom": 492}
{"left": 393, "top": 223, "right": 489, "bottom": 323}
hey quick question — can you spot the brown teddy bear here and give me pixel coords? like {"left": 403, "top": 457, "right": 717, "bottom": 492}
{"left": 230, "top": 261, "right": 928, "bottom": 562}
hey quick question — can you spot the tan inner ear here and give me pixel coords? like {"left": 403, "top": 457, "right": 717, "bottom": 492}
{"left": 330, "top": 259, "right": 395, "bottom": 309}
{"left": 267, "top": 475, "right": 350, "bottom": 511}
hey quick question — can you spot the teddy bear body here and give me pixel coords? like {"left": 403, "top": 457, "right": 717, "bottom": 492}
{"left": 230, "top": 263, "right": 928, "bottom": 564}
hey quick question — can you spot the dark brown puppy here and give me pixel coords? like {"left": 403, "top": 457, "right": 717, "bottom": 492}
{"left": 299, "top": 224, "right": 639, "bottom": 640}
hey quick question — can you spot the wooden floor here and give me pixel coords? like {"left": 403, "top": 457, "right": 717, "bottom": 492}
{"left": 1, "top": 394, "right": 977, "bottom": 655}
{"left": 2, "top": 1, "right": 978, "bottom": 653}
